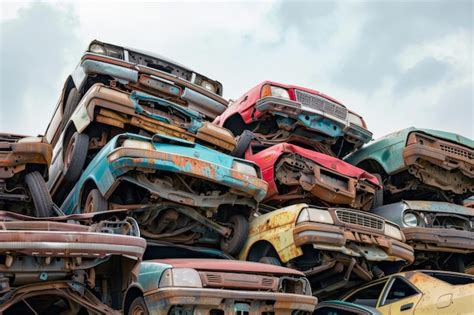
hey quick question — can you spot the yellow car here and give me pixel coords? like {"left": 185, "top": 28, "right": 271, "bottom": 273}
{"left": 239, "top": 204, "right": 414, "bottom": 298}
{"left": 341, "top": 270, "right": 474, "bottom": 314}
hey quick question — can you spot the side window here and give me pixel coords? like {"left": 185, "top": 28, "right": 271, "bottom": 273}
{"left": 345, "top": 281, "right": 387, "bottom": 307}
{"left": 382, "top": 278, "right": 419, "bottom": 305}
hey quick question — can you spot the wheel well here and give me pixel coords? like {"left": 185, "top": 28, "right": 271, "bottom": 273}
{"left": 62, "top": 122, "right": 78, "bottom": 154}
{"left": 222, "top": 114, "right": 246, "bottom": 136}
{"left": 62, "top": 76, "right": 76, "bottom": 113}
{"left": 123, "top": 286, "right": 144, "bottom": 315}
{"left": 80, "top": 179, "right": 98, "bottom": 209}
{"left": 357, "top": 159, "right": 387, "bottom": 177}
{"left": 247, "top": 240, "right": 279, "bottom": 262}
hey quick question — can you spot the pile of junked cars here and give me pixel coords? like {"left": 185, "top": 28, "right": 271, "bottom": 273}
{"left": 1, "top": 40, "right": 473, "bottom": 315}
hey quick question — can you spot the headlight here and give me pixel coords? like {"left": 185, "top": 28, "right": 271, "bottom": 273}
{"left": 122, "top": 139, "right": 154, "bottom": 151}
{"left": 233, "top": 161, "right": 258, "bottom": 177}
{"left": 159, "top": 268, "right": 202, "bottom": 288}
{"left": 403, "top": 212, "right": 418, "bottom": 227}
{"left": 261, "top": 84, "right": 290, "bottom": 100}
{"left": 296, "top": 208, "right": 334, "bottom": 224}
{"left": 201, "top": 80, "right": 217, "bottom": 93}
{"left": 89, "top": 43, "right": 106, "bottom": 55}
{"left": 18, "top": 136, "right": 42, "bottom": 143}
{"left": 385, "top": 223, "right": 403, "bottom": 241}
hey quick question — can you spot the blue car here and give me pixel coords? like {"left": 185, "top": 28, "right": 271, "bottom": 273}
{"left": 61, "top": 132, "right": 268, "bottom": 255}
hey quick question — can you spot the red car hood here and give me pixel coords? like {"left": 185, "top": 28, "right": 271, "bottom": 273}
{"left": 246, "top": 143, "right": 379, "bottom": 196}
{"left": 153, "top": 258, "right": 305, "bottom": 276}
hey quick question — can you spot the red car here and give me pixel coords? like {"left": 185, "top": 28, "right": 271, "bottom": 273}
{"left": 214, "top": 81, "right": 373, "bottom": 157}
{"left": 245, "top": 142, "right": 380, "bottom": 210}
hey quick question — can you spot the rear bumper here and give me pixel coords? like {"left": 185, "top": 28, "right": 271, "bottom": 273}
{"left": 0, "top": 229, "right": 146, "bottom": 259}
{"left": 143, "top": 287, "right": 317, "bottom": 314}
{"left": 293, "top": 222, "right": 414, "bottom": 263}
{"left": 403, "top": 227, "right": 474, "bottom": 253}
{"left": 107, "top": 148, "right": 268, "bottom": 203}
{"left": 0, "top": 142, "right": 52, "bottom": 178}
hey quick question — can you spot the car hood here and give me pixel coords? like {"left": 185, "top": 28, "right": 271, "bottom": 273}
{"left": 401, "top": 200, "right": 474, "bottom": 216}
{"left": 150, "top": 258, "right": 305, "bottom": 276}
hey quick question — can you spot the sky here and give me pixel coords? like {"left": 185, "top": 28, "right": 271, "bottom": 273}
{"left": 0, "top": 0, "right": 473, "bottom": 140}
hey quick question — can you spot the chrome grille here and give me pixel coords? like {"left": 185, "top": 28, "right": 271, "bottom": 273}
{"left": 295, "top": 89, "right": 348, "bottom": 120}
{"left": 336, "top": 209, "right": 384, "bottom": 230}
{"left": 439, "top": 144, "right": 473, "bottom": 160}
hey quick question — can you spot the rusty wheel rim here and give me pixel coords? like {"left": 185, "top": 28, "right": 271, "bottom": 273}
{"left": 130, "top": 303, "right": 146, "bottom": 315}
{"left": 84, "top": 192, "right": 94, "bottom": 214}
{"left": 64, "top": 135, "right": 76, "bottom": 170}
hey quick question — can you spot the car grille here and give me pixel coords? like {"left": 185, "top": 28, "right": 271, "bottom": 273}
{"left": 439, "top": 143, "right": 473, "bottom": 160}
{"left": 336, "top": 209, "right": 384, "bottom": 230}
{"left": 295, "top": 89, "right": 348, "bottom": 121}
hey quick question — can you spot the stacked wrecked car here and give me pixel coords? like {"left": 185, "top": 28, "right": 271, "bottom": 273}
{"left": 1, "top": 40, "right": 473, "bottom": 314}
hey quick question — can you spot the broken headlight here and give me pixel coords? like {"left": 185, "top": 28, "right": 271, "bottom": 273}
{"left": 201, "top": 80, "right": 218, "bottom": 93}
{"left": 88, "top": 41, "right": 124, "bottom": 59}
{"left": 297, "top": 208, "right": 334, "bottom": 224}
{"left": 89, "top": 43, "right": 106, "bottom": 54}
{"left": 159, "top": 268, "right": 202, "bottom": 288}
{"left": 232, "top": 160, "right": 258, "bottom": 177}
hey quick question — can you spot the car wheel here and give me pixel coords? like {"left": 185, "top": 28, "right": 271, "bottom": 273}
{"left": 25, "top": 171, "right": 54, "bottom": 217}
{"left": 63, "top": 87, "right": 81, "bottom": 123}
{"left": 63, "top": 132, "right": 89, "bottom": 183}
{"left": 84, "top": 188, "right": 108, "bottom": 213}
{"left": 220, "top": 214, "right": 249, "bottom": 256}
{"left": 230, "top": 130, "right": 255, "bottom": 158}
{"left": 373, "top": 173, "right": 384, "bottom": 208}
{"left": 128, "top": 296, "right": 149, "bottom": 315}
{"left": 259, "top": 256, "right": 281, "bottom": 266}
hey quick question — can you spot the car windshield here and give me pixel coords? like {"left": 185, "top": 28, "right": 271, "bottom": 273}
{"left": 144, "top": 241, "right": 231, "bottom": 260}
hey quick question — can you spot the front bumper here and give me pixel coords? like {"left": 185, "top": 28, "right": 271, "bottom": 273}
{"left": 108, "top": 148, "right": 268, "bottom": 204}
{"left": 255, "top": 96, "right": 372, "bottom": 144}
{"left": 143, "top": 287, "right": 317, "bottom": 314}
{"left": 0, "top": 142, "right": 52, "bottom": 178}
{"left": 293, "top": 222, "right": 414, "bottom": 263}
{"left": 403, "top": 143, "right": 474, "bottom": 194}
{"left": 75, "top": 84, "right": 235, "bottom": 152}
{"left": 403, "top": 227, "right": 474, "bottom": 253}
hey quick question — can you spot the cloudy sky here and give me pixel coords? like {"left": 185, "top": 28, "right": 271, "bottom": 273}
{"left": 1, "top": 0, "right": 472, "bottom": 139}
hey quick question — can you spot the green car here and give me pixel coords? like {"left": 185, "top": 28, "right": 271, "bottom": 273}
{"left": 345, "top": 127, "right": 473, "bottom": 205}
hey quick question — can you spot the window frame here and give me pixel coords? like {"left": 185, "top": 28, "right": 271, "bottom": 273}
{"left": 342, "top": 278, "right": 389, "bottom": 307}
{"left": 379, "top": 276, "right": 421, "bottom": 307}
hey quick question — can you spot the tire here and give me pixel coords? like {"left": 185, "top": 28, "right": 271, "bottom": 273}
{"left": 220, "top": 215, "right": 249, "bottom": 256}
{"left": 372, "top": 173, "right": 384, "bottom": 208}
{"left": 63, "top": 87, "right": 81, "bottom": 123}
{"left": 63, "top": 132, "right": 89, "bottom": 183}
{"left": 84, "top": 188, "right": 108, "bottom": 213}
{"left": 259, "top": 256, "right": 281, "bottom": 266}
{"left": 127, "top": 296, "right": 149, "bottom": 315}
{"left": 25, "top": 171, "right": 54, "bottom": 217}
{"left": 230, "top": 130, "right": 255, "bottom": 158}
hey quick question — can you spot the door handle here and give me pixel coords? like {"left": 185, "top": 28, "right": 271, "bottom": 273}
{"left": 400, "top": 303, "right": 414, "bottom": 311}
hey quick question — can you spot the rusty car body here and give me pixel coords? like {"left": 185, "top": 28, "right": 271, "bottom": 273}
{"left": 371, "top": 200, "right": 474, "bottom": 273}
{"left": 345, "top": 127, "right": 473, "bottom": 205}
{"left": 245, "top": 142, "right": 381, "bottom": 210}
{"left": 123, "top": 258, "right": 317, "bottom": 314}
{"left": 0, "top": 134, "right": 53, "bottom": 217}
{"left": 239, "top": 203, "right": 414, "bottom": 298}
{"left": 45, "top": 82, "right": 235, "bottom": 205}
{"left": 0, "top": 210, "right": 146, "bottom": 314}
{"left": 214, "top": 81, "right": 373, "bottom": 157}
{"left": 341, "top": 270, "right": 474, "bottom": 314}
{"left": 60, "top": 132, "right": 268, "bottom": 255}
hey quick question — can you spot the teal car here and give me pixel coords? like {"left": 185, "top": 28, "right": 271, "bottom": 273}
{"left": 60, "top": 132, "right": 268, "bottom": 255}
{"left": 122, "top": 242, "right": 317, "bottom": 315}
{"left": 345, "top": 127, "right": 473, "bottom": 205}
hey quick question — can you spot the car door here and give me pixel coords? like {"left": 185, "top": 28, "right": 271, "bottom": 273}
{"left": 377, "top": 276, "right": 422, "bottom": 315}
